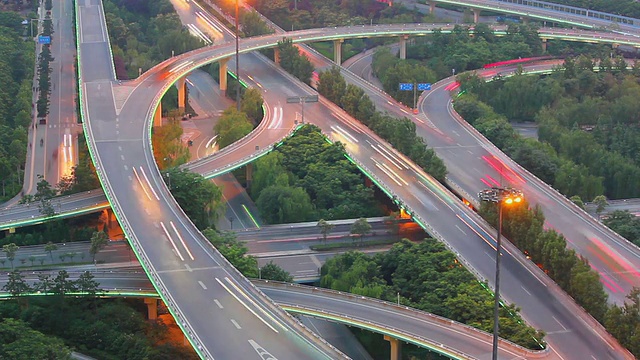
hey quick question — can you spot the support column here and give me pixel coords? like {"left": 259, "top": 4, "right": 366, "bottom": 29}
{"left": 153, "top": 102, "right": 162, "bottom": 127}
{"left": 274, "top": 48, "right": 280, "bottom": 65}
{"left": 144, "top": 298, "right": 158, "bottom": 320}
{"left": 399, "top": 35, "right": 409, "bottom": 60}
{"left": 541, "top": 38, "right": 547, "bottom": 52}
{"left": 176, "top": 77, "right": 186, "bottom": 111}
{"left": 429, "top": 1, "right": 435, "bottom": 14}
{"left": 333, "top": 39, "right": 344, "bottom": 66}
{"left": 246, "top": 163, "right": 253, "bottom": 188}
{"left": 521, "top": 16, "right": 529, "bottom": 24}
{"left": 472, "top": 8, "right": 480, "bottom": 23}
{"left": 384, "top": 335, "right": 402, "bottom": 360}
{"left": 219, "top": 57, "right": 230, "bottom": 92}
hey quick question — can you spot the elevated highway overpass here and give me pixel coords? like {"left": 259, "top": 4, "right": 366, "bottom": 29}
{"left": 424, "top": 0, "right": 640, "bottom": 32}
{"left": 0, "top": 270, "right": 549, "bottom": 360}
{"left": 9, "top": 2, "right": 635, "bottom": 358}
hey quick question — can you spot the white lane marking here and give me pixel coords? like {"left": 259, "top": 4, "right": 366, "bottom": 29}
{"left": 248, "top": 339, "right": 278, "bottom": 360}
{"left": 231, "top": 319, "right": 242, "bottom": 329}
{"left": 205, "top": 134, "right": 219, "bottom": 148}
{"left": 198, "top": 281, "right": 207, "bottom": 290}
{"left": 132, "top": 167, "right": 152, "bottom": 201}
{"left": 455, "top": 225, "right": 466, "bottom": 235}
{"left": 521, "top": 286, "right": 531, "bottom": 296}
{"left": 224, "top": 277, "right": 286, "bottom": 332}
{"left": 214, "top": 277, "right": 278, "bottom": 333}
{"left": 159, "top": 221, "right": 184, "bottom": 261}
{"left": 214, "top": 299, "right": 223, "bottom": 309}
{"left": 170, "top": 221, "right": 195, "bottom": 260}
{"left": 553, "top": 316, "right": 568, "bottom": 331}
{"left": 185, "top": 264, "right": 193, "bottom": 272}
{"left": 139, "top": 167, "right": 159, "bottom": 200}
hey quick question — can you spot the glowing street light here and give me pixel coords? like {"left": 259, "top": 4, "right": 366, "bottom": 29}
{"left": 477, "top": 187, "right": 524, "bottom": 360}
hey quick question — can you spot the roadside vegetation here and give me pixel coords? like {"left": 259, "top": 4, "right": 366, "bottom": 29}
{"left": 320, "top": 240, "right": 546, "bottom": 352}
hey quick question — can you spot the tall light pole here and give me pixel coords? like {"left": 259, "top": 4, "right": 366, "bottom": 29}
{"left": 478, "top": 187, "right": 523, "bottom": 360}
{"left": 235, "top": 0, "right": 241, "bottom": 111}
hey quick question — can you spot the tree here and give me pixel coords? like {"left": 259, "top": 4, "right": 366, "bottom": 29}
{"left": 214, "top": 107, "right": 253, "bottom": 149}
{"left": 260, "top": 262, "right": 294, "bottom": 282}
{"left": 52, "top": 270, "right": 77, "bottom": 297}
{"left": 350, "top": 218, "right": 372, "bottom": 245}
{"left": 241, "top": 87, "right": 263, "bottom": 124}
{"left": 317, "top": 219, "right": 334, "bottom": 244}
{"left": 2, "top": 243, "right": 19, "bottom": 269}
{"left": 89, "top": 231, "right": 108, "bottom": 263}
{"left": 34, "top": 174, "right": 56, "bottom": 217}
{"left": 0, "top": 319, "right": 71, "bottom": 359}
{"left": 256, "top": 185, "right": 315, "bottom": 224}
{"left": 28, "top": 256, "right": 36, "bottom": 267}
{"left": 44, "top": 241, "right": 58, "bottom": 263}
{"left": 34, "top": 274, "right": 53, "bottom": 294}
{"left": 203, "top": 230, "right": 258, "bottom": 277}
{"left": 75, "top": 271, "right": 100, "bottom": 296}
{"left": 2, "top": 271, "right": 31, "bottom": 297}
{"left": 593, "top": 195, "right": 608, "bottom": 216}
{"left": 164, "top": 168, "right": 224, "bottom": 229}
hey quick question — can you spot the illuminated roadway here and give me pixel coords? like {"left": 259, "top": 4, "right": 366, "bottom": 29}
{"left": 0, "top": 270, "right": 548, "bottom": 360}
{"left": 426, "top": 0, "right": 640, "bottom": 34}
{"left": 9, "top": 4, "right": 638, "bottom": 358}
{"left": 76, "top": 0, "right": 345, "bottom": 359}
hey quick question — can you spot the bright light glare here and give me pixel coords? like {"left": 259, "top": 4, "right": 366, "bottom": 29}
{"left": 504, "top": 198, "right": 513, "bottom": 205}
{"left": 514, "top": 197, "right": 522, "bottom": 203}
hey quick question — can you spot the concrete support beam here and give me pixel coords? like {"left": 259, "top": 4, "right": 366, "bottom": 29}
{"left": 176, "top": 77, "right": 186, "bottom": 111}
{"left": 472, "top": 8, "right": 480, "bottom": 23}
{"left": 246, "top": 163, "right": 253, "bottom": 188}
{"left": 144, "top": 298, "right": 158, "bottom": 320}
{"left": 153, "top": 102, "right": 162, "bottom": 127}
{"left": 521, "top": 16, "right": 529, "bottom": 24}
{"left": 384, "top": 335, "right": 402, "bottom": 360}
{"left": 541, "top": 38, "right": 547, "bottom": 52}
{"left": 612, "top": 43, "right": 620, "bottom": 49}
{"left": 274, "top": 48, "right": 280, "bottom": 65}
{"left": 429, "top": 1, "right": 435, "bottom": 14}
{"left": 399, "top": 35, "right": 409, "bottom": 60}
{"left": 333, "top": 39, "right": 344, "bottom": 66}
{"left": 219, "top": 57, "right": 230, "bottom": 92}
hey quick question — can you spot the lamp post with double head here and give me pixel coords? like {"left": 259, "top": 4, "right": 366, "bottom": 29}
{"left": 478, "top": 187, "right": 524, "bottom": 360}
{"left": 235, "top": 0, "right": 241, "bottom": 111}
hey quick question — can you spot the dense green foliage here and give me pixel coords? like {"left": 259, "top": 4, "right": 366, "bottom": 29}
{"left": 318, "top": 66, "right": 447, "bottom": 182}
{"left": 162, "top": 168, "right": 224, "bottom": 230}
{"left": 456, "top": 57, "right": 640, "bottom": 199}
{"left": 103, "top": 0, "right": 203, "bottom": 79}
{"left": 153, "top": 114, "right": 191, "bottom": 169}
{"left": 0, "top": 12, "right": 36, "bottom": 201}
{"left": 276, "top": 38, "right": 314, "bottom": 85}
{"left": 250, "top": 125, "right": 382, "bottom": 223}
{"left": 321, "top": 240, "right": 546, "bottom": 349}
{"left": 604, "top": 288, "right": 640, "bottom": 356}
{"left": 0, "top": 318, "right": 71, "bottom": 359}
{"left": 214, "top": 107, "right": 253, "bottom": 149}
{"left": 0, "top": 296, "right": 197, "bottom": 360}
{"left": 57, "top": 135, "right": 101, "bottom": 194}
{"left": 36, "top": 16, "right": 53, "bottom": 118}
{"left": 603, "top": 211, "right": 640, "bottom": 246}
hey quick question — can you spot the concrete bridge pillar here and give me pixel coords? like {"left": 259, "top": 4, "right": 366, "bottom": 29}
{"left": 333, "top": 39, "right": 344, "bottom": 66}
{"left": 219, "top": 57, "right": 230, "bottom": 92}
{"left": 153, "top": 102, "right": 162, "bottom": 127}
{"left": 521, "top": 16, "right": 529, "bottom": 24}
{"left": 384, "top": 335, "right": 402, "bottom": 360}
{"left": 274, "top": 48, "right": 280, "bottom": 65}
{"left": 541, "top": 38, "right": 547, "bottom": 52}
{"left": 472, "top": 8, "right": 480, "bottom": 23}
{"left": 144, "top": 298, "right": 158, "bottom": 320}
{"left": 399, "top": 35, "right": 409, "bottom": 60}
{"left": 176, "top": 76, "right": 187, "bottom": 111}
{"left": 428, "top": 1, "right": 435, "bottom": 14}
{"left": 612, "top": 43, "right": 620, "bottom": 50}
{"left": 246, "top": 163, "right": 253, "bottom": 188}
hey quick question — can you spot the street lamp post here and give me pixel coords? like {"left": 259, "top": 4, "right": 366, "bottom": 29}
{"left": 234, "top": 0, "right": 241, "bottom": 111}
{"left": 478, "top": 187, "right": 523, "bottom": 360}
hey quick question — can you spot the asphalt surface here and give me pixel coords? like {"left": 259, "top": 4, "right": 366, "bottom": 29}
{"left": 76, "top": 0, "right": 345, "bottom": 359}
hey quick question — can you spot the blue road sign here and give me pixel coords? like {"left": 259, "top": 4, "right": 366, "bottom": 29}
{"left": 417, "top": 83, "right": 432, "bottom": 91}
{"left": 399, "top": 83, "right": 413, "bottom": 91}
{"left": 38, "top": 35, "right": 51, "bottom": 44}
